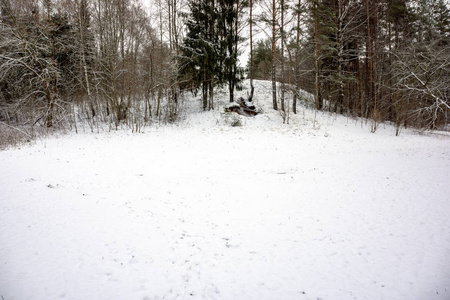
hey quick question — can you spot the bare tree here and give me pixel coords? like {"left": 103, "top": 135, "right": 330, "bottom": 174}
{"left": 0, "top": 0, "right": 76, "bottom": 128}
{"left": 390, "top": 42, "right": 450, "bottom": 131}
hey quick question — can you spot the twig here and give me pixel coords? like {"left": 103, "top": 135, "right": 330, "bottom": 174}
{"left": 0, "top": 121, "right": 33, "bottom": 138}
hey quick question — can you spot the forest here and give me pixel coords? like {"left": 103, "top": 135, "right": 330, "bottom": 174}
{"left": 0, "top": 0, "right": 449, "bottom": 142}
{"left": 1, "top": 2, "right": 450, "bottom": 298}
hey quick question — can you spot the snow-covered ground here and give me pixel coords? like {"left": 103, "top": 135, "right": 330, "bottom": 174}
{"left": 1, "top": 80, "right": 449, "bottom": 300}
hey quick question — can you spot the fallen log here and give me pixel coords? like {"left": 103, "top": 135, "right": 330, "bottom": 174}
{"left": 224, "top": 98, "right": 259, "bottom": 117}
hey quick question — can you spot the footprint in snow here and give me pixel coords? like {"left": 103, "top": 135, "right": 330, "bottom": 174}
{"left": 47, "top": 183, "right": 60, "bottom": 189}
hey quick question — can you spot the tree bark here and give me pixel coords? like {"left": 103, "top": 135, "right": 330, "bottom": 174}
{"left": 313, "top": 0, "right": 321, "bottom": 111}
{"left": 249, "top": 0, "right": 255, "bottom": 102}
{"left": 293, "top": 0, "right": 301, "bottom": 114}
{"left": 272, "top": 0, "right": 278, "bottom": 110}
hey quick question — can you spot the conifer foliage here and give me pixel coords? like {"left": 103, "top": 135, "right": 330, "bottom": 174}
{"left": 178, "top": 0, "right": 242, "bottom": 110}
{"left": 0, "top": 0, "right": 448, "bottom": 139}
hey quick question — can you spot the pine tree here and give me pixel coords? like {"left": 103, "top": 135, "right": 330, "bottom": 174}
{"left": 248, "top": 39, "right": 275, "bottom": 80}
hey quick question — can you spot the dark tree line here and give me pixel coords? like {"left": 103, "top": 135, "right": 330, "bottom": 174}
{"left": 249, "top": 0, "right": 449, "bottom": 131}
{"left": 0, "top": 0, "right": 448, "bottom": 137}
{"left": 0, "top": 0, "right": 177, "bottom": 131}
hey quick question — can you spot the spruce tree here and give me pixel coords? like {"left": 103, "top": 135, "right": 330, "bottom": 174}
{"left": 217, "top": 0, "right": 242, "bottom": 102}
{"left": 179, "top": 0, "right": 218, "bottom": 110}
{"left": 178, "top": 0, "right": 242, "bottom": 107}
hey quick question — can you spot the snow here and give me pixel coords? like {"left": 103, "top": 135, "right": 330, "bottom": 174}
{"left": 1, "top": 80, "right": 450, "bottom": 300}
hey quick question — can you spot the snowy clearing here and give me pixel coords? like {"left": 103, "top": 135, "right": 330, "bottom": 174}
{"left": 1, "top": 80, "right": 450, "bottom": 300}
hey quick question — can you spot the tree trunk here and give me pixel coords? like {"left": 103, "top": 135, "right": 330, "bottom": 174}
{"left": 336, "top": 0, "right": 344, "bottom": 114}
{"left": 77, "top": 0, "right": 95, "bottom": 119}
{"left": 314, "top": 1, "right": 321, "bottom": 111}
{"left": 272, "top": 0, "right": 278, "bottom": 110}
{"left": 293, "top": 0, "right": 301, "bottom": 114}
{"left": 280, "top": 0, "right": 285, "bottom": 115}
{"left": 365, "top": 0, "right": 374, "bottom": 119}
{"left": 203, "top": 74, "right": 208, "bottom": 110}
{"left": 249, "top": 0, "right": 255, "bottom": 102}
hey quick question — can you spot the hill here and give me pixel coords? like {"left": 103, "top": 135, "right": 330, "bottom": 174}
{"left": 0, "top": 80, "right": 449, "bottom": 300}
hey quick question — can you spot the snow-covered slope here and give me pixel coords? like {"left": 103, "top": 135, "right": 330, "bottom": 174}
{"left": 1, "top": 80, "right": 449, "bottom": 300}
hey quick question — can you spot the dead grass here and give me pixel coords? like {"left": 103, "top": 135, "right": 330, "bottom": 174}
{"left": 0, "top": 122, "right": 35, "bottom": 150}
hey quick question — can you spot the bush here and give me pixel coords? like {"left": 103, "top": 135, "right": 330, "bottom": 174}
{"left": 0, "top": 123, "right": 34, "bottom": 150}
